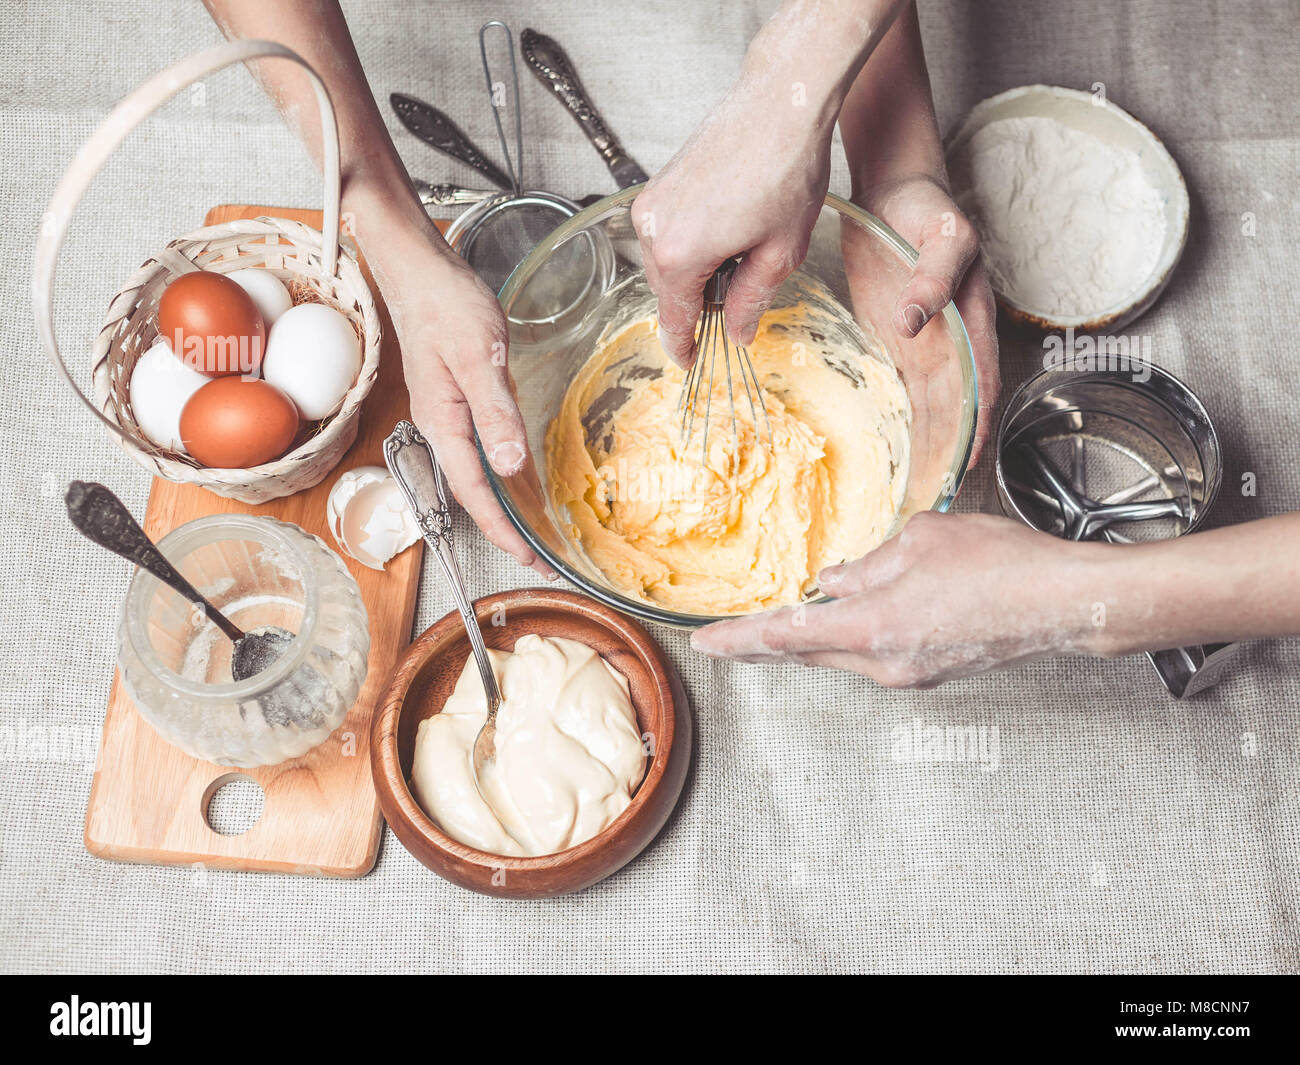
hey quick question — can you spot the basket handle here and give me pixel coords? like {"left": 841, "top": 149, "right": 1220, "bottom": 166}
{"left": 31, "top": 39, "right": 342, "bottom": 444}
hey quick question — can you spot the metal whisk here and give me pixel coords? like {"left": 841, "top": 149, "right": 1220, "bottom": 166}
{"left": 677, "top": 257, "right": 773, "bottom": 459}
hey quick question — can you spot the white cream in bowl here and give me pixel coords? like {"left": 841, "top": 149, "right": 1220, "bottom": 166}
{"left": 410, "top": 634, "right": 646, "bottom": 857}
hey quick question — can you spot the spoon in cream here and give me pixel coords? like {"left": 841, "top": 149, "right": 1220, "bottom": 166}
{"left": 384, "top": 421, "right": 504, "bottom": 799}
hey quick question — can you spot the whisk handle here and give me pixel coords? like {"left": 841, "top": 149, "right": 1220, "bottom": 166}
{"left": 704, "top": 257, "right": 742, "bottom": 305}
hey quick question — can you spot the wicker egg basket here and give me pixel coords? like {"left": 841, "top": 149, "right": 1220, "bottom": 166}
{"left": 33, "top": 40, "right": 381, "bottom": 504}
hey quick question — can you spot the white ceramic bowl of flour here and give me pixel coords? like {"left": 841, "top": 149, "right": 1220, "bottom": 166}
{"left": 946, "top": 85, "right": 1189, "bottom": 332}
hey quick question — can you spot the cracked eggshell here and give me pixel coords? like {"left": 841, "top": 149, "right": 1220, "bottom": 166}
{"left": 327, "top": 465, "right": 420, "bottom": 570}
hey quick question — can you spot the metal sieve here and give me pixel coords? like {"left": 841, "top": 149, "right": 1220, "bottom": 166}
{"left": 444, "top": 21, "right": 610, "bottom": 342}
{"left": 995, "top": 360, "right": 1237, "bottom": 697}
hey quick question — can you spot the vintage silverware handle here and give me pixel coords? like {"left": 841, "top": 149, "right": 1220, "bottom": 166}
{"left": 383, "top": 421, "right": 502, "bottom": 713}
{"left": 64, "top": 480, "right": 243, "bottom": 644}
{"left": 390, "top": 93, "right": 513, "bottom": 191}
{"left": 415, "top": 180, "right": 494, "bottom": 207}
{"left": 519, "top": 28, "right": 649, "bottom": 188}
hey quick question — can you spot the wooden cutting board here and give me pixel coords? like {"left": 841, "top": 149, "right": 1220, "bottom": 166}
{"left": 84, "top": 205, "right": 436, "bottom": 877}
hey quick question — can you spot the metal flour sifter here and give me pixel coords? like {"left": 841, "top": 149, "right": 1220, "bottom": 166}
{"left": 995, "top": 359, "right": 1239, "bottom": 697}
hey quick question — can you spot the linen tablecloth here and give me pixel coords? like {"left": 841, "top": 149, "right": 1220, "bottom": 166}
{"left": 1, "top": 0, "right": 1297, "bottom": 973}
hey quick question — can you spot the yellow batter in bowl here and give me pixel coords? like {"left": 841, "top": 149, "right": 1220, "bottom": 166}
{"left": 545, "top": 303, "right": 911, "bottom": 616}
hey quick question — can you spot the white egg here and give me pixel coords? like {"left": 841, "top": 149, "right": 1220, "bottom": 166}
{"left": 262, "top": 303, "right": 361, "bottom": 420}
{"left": 326, "top": 466, "right": 419, "bottom": 570}
{"left": 226, "top": 267, "right": 293, "bottom": 325}
{"left": 129, "top": 338, "right": 210, "bottom": 452}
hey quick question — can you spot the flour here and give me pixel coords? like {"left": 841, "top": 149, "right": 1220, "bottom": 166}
{"left": 949, "top": 116, "right": 1167, "bottom": 318}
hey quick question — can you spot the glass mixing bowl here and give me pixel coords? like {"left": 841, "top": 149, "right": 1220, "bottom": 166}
{"left": 481, "top": 187, "right": 978, "bottom": 628}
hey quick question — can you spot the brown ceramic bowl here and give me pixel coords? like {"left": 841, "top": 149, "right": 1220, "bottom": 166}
{"left": 372, "top": 588, "right": 691, "bottom": 898}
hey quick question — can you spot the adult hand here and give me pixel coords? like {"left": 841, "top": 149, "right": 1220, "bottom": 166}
{"left": 632, "top": 83, "right": 833, "bottom": 368}
{"left": 690, "top": 512, "right": 1099, "bottom": 687}
{"left": 629, "top": 0, "right": 912, "bottom": 369}
{"left": 200, "top": 0, "right": 555, "bottom": 577}
{"left": 857, "top": 174, "right": 1000, "bottom": 464}
{"left": 372, "top": 232, "right": 555, "bottom": 578}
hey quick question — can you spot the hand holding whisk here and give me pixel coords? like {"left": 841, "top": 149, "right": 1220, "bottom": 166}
{"left": 676, "top": 257, "right": 774, "bottom": 461}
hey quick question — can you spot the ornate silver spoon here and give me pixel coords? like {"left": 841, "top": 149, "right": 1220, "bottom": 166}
{"left": 383, "top": 422, "right": 503, "bottom": 796}
{"left": 64, "top": 481, "right": 293, "bottom": 681}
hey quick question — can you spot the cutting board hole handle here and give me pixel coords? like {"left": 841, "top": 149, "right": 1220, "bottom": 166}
{"left": 203, "top": 774, "right": 265, "bottom": 837}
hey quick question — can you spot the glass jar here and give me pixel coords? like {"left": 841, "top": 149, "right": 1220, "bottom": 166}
{"left": 118, "top": 514, "right": 370, "bottom": 767}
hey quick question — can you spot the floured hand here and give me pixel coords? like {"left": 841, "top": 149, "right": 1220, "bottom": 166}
{"left": 632, "top": 0, "right": 909, "bottom": 368}
{"left": 690, "top": 512, "right": 1098, "bottom": 687}
{"left": 632, "top": 84, "right": 833, "bottom": 368}
{"left": 856, "top": 176, "right": 999, "bottom": 466}
{"left": 371, "top": 234, "right": 555, "bottom": 578}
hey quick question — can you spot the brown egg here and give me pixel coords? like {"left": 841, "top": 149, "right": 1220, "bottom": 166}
{"left": 179, "top": 377, "right": 299, "bottom": 469}
{"left": 158, "top": 271, "right": 267, "bottom": 377}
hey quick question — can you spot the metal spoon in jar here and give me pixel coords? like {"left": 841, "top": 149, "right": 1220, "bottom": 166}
{"left": 382, "top": 422, "right": 504, "bottom": 794}
{"left": 64, "top": 481, "right": 293, "bottom": 681}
